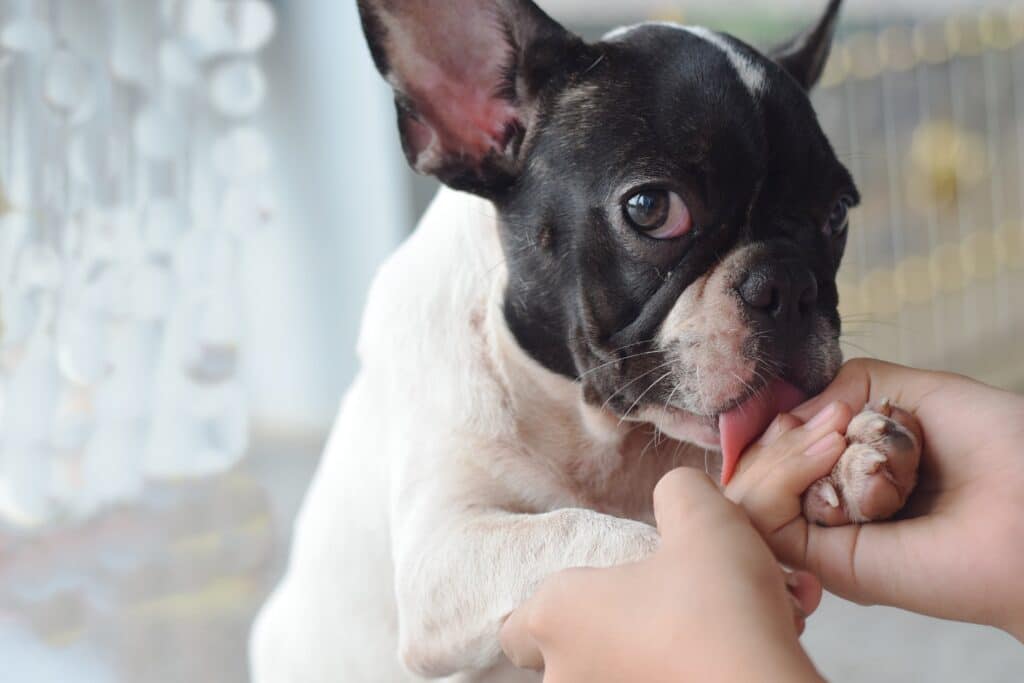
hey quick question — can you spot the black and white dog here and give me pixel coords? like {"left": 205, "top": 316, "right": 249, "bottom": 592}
{"left": 251, "top": 2, "right": 920, "bottom": 681}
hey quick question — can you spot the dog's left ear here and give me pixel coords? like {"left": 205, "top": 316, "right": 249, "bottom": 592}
{"left": 770, "top": 0, "right": 842, "bottom": 90}
{"left": 356, "top": 0, "right": 585, "bottom": 198}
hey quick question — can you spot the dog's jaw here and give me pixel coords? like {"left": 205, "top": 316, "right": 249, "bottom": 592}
{"left": 633, "top": 405, "right": 720, "bottom": 450}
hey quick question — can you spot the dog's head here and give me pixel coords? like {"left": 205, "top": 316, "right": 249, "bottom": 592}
{"left": 358, "top": 0, "right": 856, "bottom": 467}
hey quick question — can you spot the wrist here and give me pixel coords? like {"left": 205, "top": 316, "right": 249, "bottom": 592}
{"left": 745, "top": 638, "right": 823, "bottom": 683}
{"left": 679, "top": 627, "right": 823, "bottom": 683}
{"left": 1003, "top": 616, "right": 1024, "bottom": 644}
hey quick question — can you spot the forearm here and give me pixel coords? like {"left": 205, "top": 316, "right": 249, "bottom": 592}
{"left": 674, "top": 616, "right": 823, "bottom": 683}
{"left": 1004, "top": 616, "right": 1024, "bottom": 645}
{"left": 720, "top": 638, "right": 824, "bottom": 683}
{"left": 394, "top": 507, "right": 659, "bottom": 677}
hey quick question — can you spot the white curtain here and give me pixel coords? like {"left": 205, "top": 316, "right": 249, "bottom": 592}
{"left": 0, "top": 0, "right": 410, "bottom": 527}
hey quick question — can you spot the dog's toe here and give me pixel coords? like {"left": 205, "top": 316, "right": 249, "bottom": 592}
{"left": 802, "top": 479, "right": 851, "bottom": 526}
{"left": 803, "top": 406, "right": 922, "bottom": 525}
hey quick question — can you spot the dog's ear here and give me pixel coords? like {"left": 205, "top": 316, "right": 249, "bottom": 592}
{"left": 770, "top": 0, "right": 842, "bottom": 90}
{"left": 356, "top": 0, "right": 584, "bottom": 197}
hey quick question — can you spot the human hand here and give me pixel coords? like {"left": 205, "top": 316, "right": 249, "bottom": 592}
{"left": 500, "top": 468, "right": 824, "bottom": 683}
{"left": 772, "top": 359, "right": 1024, "bottom": 641}
{"left": 724, "top": 399, "right": 852, "bottom": 566}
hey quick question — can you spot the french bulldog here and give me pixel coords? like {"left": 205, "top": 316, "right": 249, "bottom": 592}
{"left": 250, "top": 1, "right": 921, "bottom": 681}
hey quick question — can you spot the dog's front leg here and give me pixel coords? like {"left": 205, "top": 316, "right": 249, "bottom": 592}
{"left": 394, "top": 506, "right": 658, "bottom": 678}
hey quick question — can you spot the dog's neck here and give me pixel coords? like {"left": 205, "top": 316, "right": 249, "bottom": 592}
{"left": 481, "top": 266, "right": 710, "bottom": 516}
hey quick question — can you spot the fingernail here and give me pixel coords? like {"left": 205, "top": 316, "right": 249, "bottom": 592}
{"left": 804, "top": 402, "right": 838, "bottom": 431}
{"left": 805, "top": 432, "right": 844, "bottom": 457}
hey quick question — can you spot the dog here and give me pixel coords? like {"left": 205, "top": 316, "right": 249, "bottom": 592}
{"left": 250, "top": 1, "right": 922, "bottom": 680}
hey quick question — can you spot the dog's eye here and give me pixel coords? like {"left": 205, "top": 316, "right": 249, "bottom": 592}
{"left": 826, "top": 195, "right": 854, "bottom": 237}
{"left": 623, "top": 190, "right": 692, "bottom": 240}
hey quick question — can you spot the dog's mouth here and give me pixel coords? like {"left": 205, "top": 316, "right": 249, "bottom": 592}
{"left": 715, "top": 379, "right": 806, "bottom": 485}
{"left": 657, "top": 378, "right": 806, "bottom": 485}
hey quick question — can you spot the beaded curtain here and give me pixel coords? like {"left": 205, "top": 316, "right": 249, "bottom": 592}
{"left": 0, "top": 0, "right": 277, "bottom": 526}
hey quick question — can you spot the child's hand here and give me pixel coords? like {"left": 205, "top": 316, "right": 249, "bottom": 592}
{"left": 731, "top": 360, "right": 1024, "bottom": 643}
{"left": 788, "top": 360, "right": 1024, "bottom": 641}
{"left": 501, "top": 469, "right": 824, "bottom": 683}
{"left": 724, "top": 402, "right": 853, "bottom": 565}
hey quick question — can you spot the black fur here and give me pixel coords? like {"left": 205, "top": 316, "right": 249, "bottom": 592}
{"left": 357, "top": 1, "right": 857, "bottom": 417}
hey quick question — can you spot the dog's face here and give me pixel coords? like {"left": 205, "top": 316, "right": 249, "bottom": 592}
{"left": 358, "top": 0, "right": 855, "bottom": 452}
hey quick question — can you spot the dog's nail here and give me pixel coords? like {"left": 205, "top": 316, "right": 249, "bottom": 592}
{"left": 868, "top": 418, "right": 889, "bottom": 434}
{"left": 820, "top": 482, "right": 840, "bottom": 508}
{"left": 864, "top": 450, "right": 888, "bottom": 473}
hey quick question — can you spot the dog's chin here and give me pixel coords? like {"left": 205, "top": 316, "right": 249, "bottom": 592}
{"left": 633, "top": 406, "right": 721, "bottom": 451}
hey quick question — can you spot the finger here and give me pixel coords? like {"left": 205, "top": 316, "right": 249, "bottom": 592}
{"left": 500, "top": 606, "right": 545, "bottom": 671}
{"left": 802, "top": 517, "right": 946, "bottom": 617}
{"left": 785, "top": 570, "right": 824, "bottom": 618}
{"left": 728, "top": 405, "right": 849, "bottom": 505}
{"left": 791, "top": 360, "right": 874, "bottom": 422}
{"left": 742, "top": 432, "right": 847, "bottom": 534}
{"left": 757, "top": 413, "right": 804, "bottom": 447}
{"left": 792, "top": 359, "right": 945, "bottom": 423}
{"left": 783, "top": 569, "right": 822, "bottom": 636}
{"left": 758, "top": 402, "right": 852, "bottom": 469}
{"left": 730, "top": 414, "right": 801, "bottom": 491}
{"left": 776, "top": 401, "right": 852, "bottom": 453}
{"left": 653, "top": 468, "right": 730, "bottom": 530}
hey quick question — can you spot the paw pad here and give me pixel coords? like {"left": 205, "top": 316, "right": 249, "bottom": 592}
{"left": 802, "top": 404, "right": 922, "bottom": 526}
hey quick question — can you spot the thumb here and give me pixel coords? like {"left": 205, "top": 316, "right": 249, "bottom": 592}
{"left": 500, "top": 606, "right": 545, "bottom": 672}
{"left": 653, "top": 468, "right": 736, "bottom": 540}
{"left": 803, "top": 518, "right": 931, "bottom": 613}
{"left": 792, "top": 359, "right": 945, "bottom": 423}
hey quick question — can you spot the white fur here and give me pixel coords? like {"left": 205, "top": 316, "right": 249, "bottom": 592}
{"left": 249, "top": 187, "right": 703, "bottom": 682}
{"left": 602, "top": 22, "right": 766, "bottom": 97}
{"left": 682, "top": 26, "right": 766, "bottom": 96}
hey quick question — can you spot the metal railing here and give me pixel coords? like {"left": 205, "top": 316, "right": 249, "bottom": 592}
{"left": 814, "top": 5, "right": 1024, "bottom": 388}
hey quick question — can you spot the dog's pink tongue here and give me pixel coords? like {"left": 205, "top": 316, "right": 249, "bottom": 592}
{"left": 718, "top": 380, "right": 806, "bottom": 486}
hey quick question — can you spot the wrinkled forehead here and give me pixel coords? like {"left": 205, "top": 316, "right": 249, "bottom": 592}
{"left": 597, "top": 22, "right": 837, "bottom": 151}
{"left": 537, "top": 22, "right": 843, "bottom": 197}
{"left": 602, "top": 22, "right": 769, "bottom": 99}
{"left": 539, "top": 24, "right": 774, "bottom": 178}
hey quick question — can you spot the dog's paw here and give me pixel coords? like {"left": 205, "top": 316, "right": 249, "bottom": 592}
{"left": 803, "top": 399, "right": 922, "bottom": 526}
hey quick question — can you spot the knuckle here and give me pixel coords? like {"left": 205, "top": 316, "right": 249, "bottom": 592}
{"left": 399, "top": 639, "right": 452, "bottom": 678}
{"left": 774, "top": 412, "right": 803, "bottom": 433}
{"left": 843, "top": 357, "right": 872, "bottom": 374}
{"left": 529, "top": 568, "right": 584, "bottom": 629}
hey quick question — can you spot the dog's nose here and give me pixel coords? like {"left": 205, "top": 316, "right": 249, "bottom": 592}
{"left": 737, "top": 262, "right": 818, "bottom": 329}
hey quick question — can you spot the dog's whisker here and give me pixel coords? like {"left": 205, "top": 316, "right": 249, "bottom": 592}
{"left": 839, "top": 339, "right": 877, "bottom": 356}
{"left": 729, "top": 370, "right": 759, "bottom": 403}
{"left": 841, "top": 316, "right": 907, "bottom": 331}
{"left": 576, "top": 349, "right": 666, "bottom": 380}
{"left": 639, "top": 427, "right": 660, "bottom": 461}
{"left": 616, "top": 370, "right": 675, "bottom": 428}
{"left": 662, "top": 377, "right": 681, "bottom": 414}
{"left": 671, "top": 434, "right": 685, "bottom": 467}
{"left": 599, "top": 361, "right": 675, "bottom": 413}
{"left": 592, "top": 337, "right": 660, "bottom": 355}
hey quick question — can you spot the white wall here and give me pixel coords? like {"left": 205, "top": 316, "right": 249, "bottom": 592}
{"left": 545, "top": 0, "right": 1000, "bottom": 22}
{"left": 240, "top": 0, "right": 409, "bottom": 434}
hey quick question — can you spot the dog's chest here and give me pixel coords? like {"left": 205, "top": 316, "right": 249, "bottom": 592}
{"left": 511, "top": 413, "right": 708, "bottom": 521}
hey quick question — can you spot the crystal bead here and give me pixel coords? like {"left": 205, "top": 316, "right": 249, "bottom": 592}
{"left": 43, "top": 49, "right": 96, "bottom": 125}
{"left": 1, "top": 19, "right": 52, "bottom": 53}
{"left": 209, "top": 59, "right": 266, "bottom": 117}
{"left": 212, "top": 126, "right": 270, "bottom": 179}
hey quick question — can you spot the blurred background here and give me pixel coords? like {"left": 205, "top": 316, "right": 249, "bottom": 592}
{"left": 1, "top": 0, "right": 1023, "bottom": 681}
